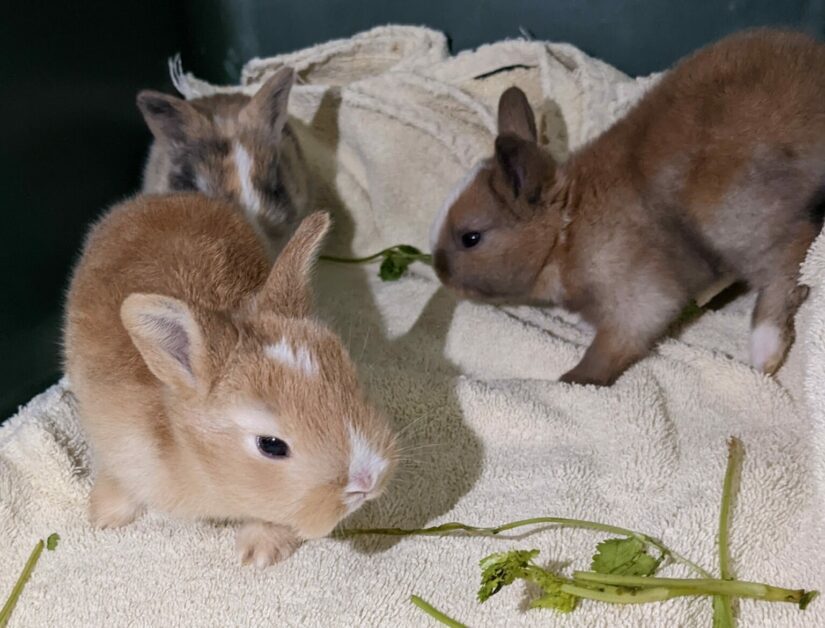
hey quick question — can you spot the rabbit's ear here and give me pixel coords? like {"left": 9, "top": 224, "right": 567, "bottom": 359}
{"left": 494, "top": 134, "right": 552, "bottom": 207}
{"left": 497, "top": 86, "right": 537, "bottom": 143}
{"left": 494, "top": 87, "right": 549, "bottom": 208}
{"left": 240, "top": 66, "right": 295, "bottom": 145}
{"left": 121, "top": 293, "right": 207, "bottom": 392}
{"left": 137, "top": 91, "right": 209, "bottom": 146}
{"left": 254, "top": 211, "right": 331, "bottom": 318}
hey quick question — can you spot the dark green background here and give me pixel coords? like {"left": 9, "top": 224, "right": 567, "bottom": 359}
{"left": 1, "top": 0, "right": 822, "bottom": 419}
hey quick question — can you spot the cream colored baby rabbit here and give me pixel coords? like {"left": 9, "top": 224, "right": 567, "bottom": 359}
{"left": 64, "top": 193, "right": 396, "bottom": 567}
{"left": 431, "top": 29, "right": 824, "bottom": 386}
{"left": 138, "top": 66, "right": 309, "bottom": 257}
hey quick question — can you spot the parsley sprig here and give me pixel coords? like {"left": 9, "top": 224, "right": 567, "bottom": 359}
{"left": 341, "top": 438, "right": 818, "bottom": 626}
{"left": 320, "top": 245, "right": 432, "bottom": 281}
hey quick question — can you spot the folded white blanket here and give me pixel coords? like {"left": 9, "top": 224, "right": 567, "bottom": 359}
{"left": 2, "top": 25, "right": 823, "bottom": 627}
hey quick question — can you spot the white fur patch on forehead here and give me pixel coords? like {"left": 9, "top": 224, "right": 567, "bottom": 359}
{"left": 430, "top": 160, "right": 488, "bottom": 250}
{"left": 265, "top": 338, "right": 317, "bottom": 376}
{"left": 234, "top": 141, "right": 263, "bottom": 218}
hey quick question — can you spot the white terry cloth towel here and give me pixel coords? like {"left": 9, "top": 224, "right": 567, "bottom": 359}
{"left": 2, "top": 25, "right": 823, "bottom": 627}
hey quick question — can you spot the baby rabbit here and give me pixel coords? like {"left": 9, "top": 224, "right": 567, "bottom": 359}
{"left": 431, "top": 29, "right": 824, "bottom": 386}
{"left": 64, "top": 193, "right": 397, "bottom": 567}
{"left": 137, "top": 66, "right": 309, "bottom": 257}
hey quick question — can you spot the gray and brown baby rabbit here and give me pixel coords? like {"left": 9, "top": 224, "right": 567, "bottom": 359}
{"left": 64, "top": 193, "right": 397, "bottom": 567}
{"left": 431, "top": 29, "right": 825, "bottom": 386}
{"left": 137, "top": 67, "right": 309, "bottom": 257}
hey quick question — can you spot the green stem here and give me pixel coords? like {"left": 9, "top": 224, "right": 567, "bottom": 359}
{"left": 713, "top": 596, "right": 734, "bottom": 628}
{"left": 715, "top": 437, "right": 744, "bottom": 627}
{"left": 561, "top": 583, "right": 691, "bottom": 605}
{"left": 719, "top": 439, "right": 742, "bottom": 577}
{"left": 340, "top": 516, "right": 711, "bottom": 578}
{"left": 0, "top": 540, "right": 45, "bottom": 628}
{"left": 572, "top": 572, "right": 808, "bottom": 603}
{"left": 319, "top": 247, "right": 432, "bottom": 266}
{"left": 410, "top": 595, "right": 467, "bottom": 628}
{"left": 319, "top": 251, "right": 387, "bottom": 264}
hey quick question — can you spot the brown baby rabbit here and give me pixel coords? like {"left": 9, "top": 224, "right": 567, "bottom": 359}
{"left": 138, "top": 66, "right": 309, "bottom": 257}
{"left": 64, "top": 193, "right": 397, "bottom": 567}
{"left": 431, "top": 29, "right": 824, "bottom": 386}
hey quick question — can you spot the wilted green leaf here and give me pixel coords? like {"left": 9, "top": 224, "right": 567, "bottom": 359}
{"left": 478, "top": 549, "right": 580, "bottom": 613}
{"left": 527, "top": 567, "right": 579, "bottom": 613}
{"left": 478, "top": 549, "right": 539, "bottom": 602}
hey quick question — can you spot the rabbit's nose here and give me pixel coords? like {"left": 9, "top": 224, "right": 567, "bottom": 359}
{"left": 345, "top": 469, "right": 377, "bottom": 495}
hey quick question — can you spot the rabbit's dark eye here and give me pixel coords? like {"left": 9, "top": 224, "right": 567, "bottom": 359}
{"left": 461, "top": 231, "right": 482, "bottom": 248}
{"left": 257, "top": 436, "right": 289, "bottom": 459}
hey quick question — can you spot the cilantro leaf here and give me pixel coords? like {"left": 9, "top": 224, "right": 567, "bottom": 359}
{"left": 321, "top": 243, "right": 432, "bottom": 281}
{"left": 478, "top": 550, "right": 580, "bottom": 613}
{"left": 526, "top": 567, "right": 579, "bottom": 613}
{"left": 478, "top": 549, "right": 539, "bottom": 602}
{"left": 591, "top": 537, "right": 659, "bottom": 576}
{"left": 378, "top": 246, "right": 426, "bottom": 281}
{"left": 378, "top": 254, "right": 408, "bottom": 281}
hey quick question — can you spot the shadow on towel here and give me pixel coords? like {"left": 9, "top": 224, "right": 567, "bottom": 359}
{"left": 295, "top": 90, "right": 483, "bottom": 555}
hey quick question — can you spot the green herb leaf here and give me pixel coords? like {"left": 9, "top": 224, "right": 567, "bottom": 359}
{"left": 378, "top": 246, "right": 426, "bottom": 281}
{"left": 478, "top": 549, "right": 539, "bottom": 602}
{"left": 320, "top": 242, "right": 432, "bottom": 281}
{"left": 527, "top": 568, "right": 579, "bottom": 613}
{"left": 478, "top": 549, "right": 579, "bottom": 612}
{"left": 591, "top": 537, "right": 659, "bottom": 576}
{"left": 46, "top": 534, "right": 60, "bottom": 551}
{"left": 378, "top": 254, "right": 409, "bottom": 281}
